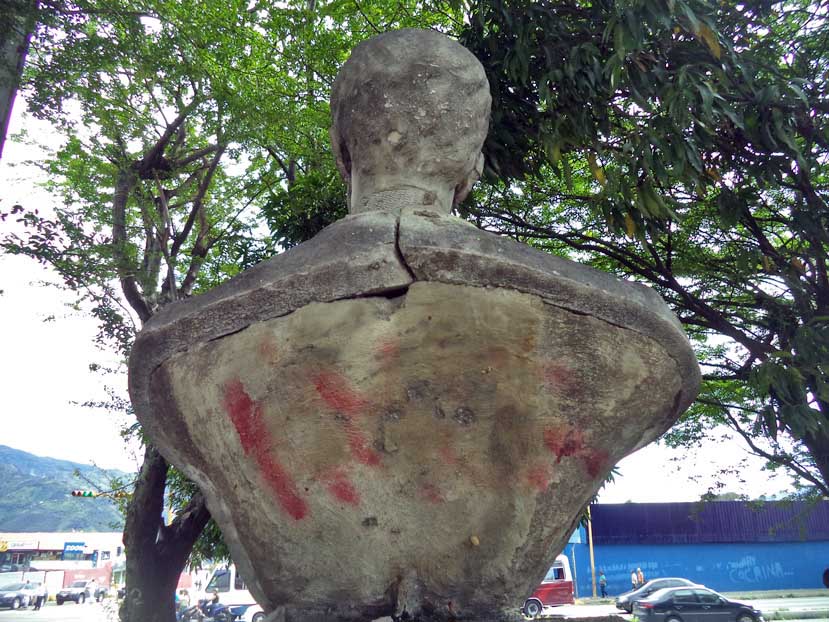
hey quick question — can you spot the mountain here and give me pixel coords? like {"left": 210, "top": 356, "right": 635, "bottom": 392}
{"left": 0, "top": 445, "right": 127, "bottom": 532}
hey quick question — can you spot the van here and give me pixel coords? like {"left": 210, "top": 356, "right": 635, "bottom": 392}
{"left": 522, "top": 554, "right": 574, "bottom": 618}
{"left": 203, "top": 565, "right": 255, "bottom": 608}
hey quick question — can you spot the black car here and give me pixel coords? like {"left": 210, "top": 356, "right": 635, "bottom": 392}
{"left": 615, "top": 578, "right": 698, "bottom": 612}
{"left": 633, "top": 586, "right": 764, "bottom": 622}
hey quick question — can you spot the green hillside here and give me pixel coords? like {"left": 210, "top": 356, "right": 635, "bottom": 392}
{"left": 0, "top": 445, "right": 127, "bottom": 532}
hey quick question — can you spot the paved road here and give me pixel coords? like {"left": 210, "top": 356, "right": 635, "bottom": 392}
{"left": 2, "top": 596, "right": 828, "bottom": 621}
{"left": 0, "top": 600, "right": 118, "bottom": 622}
{"left": 536, "top": 595, "right": 829, "bottom": 618}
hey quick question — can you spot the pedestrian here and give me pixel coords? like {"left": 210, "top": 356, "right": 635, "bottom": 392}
{"left": 630, "top": 569, "right": 637, "bottom": 590}
{"left": 636, "top": 567, "right": 645, "bottom": 587}
{"left": 176, "top": 589, "right": 190, "bottom": 621}
{"left": 599, "top": 570, "right": 607, "bottom": 598}
{"left": 35, "top": 583, "right": 47, "bottom": 611}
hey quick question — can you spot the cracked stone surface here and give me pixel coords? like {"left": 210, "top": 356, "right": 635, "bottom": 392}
{"left": 128, "top": 29, "right": 700, "bottom": 622}
{"left": 130, "top": 212, "right": 699, "bottom": 622}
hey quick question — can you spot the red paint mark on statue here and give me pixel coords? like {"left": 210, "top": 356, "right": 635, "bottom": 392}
{"left": 542, "top": 362, "right": 583, "bottom": 396}
{"left": 312, "top": 370, "right": 381, "bottom": 467}
{"left": 313, "top": 371, "right": 369, "bottom": 416}
{"left": 543, "top": 425, "right": 585, "bottom": 462}
{"left": 375, "top": 338, "right": 400, "bottom": 364}
{"left": 257, "top": 336, "right": 279, "bottom": 365}
{"left": 543, "top": 424, "right": 609, "bottom": 480}
{"left": 319, "top": 468, "right": 361, "bottom": 506}
{"left": 582, "top": 448, "right": 609, "bottom": 478}
{"left": 439, "top": 444, "right": 459, "bottom": 466}
{"left": 527, "top": 464, "right": 552, "bottom": 492}
{"left": 419, "top": 482, "right": 445, "bottom": 504}
{"left": 346, "top": 427, "right": 382, "bottom": 467}
{"left": 222, "top": 378, "right": 308, "bottom": 520}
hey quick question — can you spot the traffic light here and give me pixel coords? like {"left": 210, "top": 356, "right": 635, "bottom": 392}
{"left": 113, "top": 491, "right": 129, "bottom": 499}
{"left": 71, "top": 490, "right": 96, "bottom": 497}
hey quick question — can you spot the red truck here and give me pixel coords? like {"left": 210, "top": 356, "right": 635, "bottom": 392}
{"left": 522, "top": 555, "right": 575, "bottom": 618}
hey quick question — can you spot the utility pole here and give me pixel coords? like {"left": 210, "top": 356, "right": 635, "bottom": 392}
{"left": 588, "top": 505, "right": 597, "bottom": 598}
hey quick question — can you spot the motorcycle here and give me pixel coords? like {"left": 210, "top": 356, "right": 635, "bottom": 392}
{"left": 181, "top": 597, "right": 232, "bottom": 622}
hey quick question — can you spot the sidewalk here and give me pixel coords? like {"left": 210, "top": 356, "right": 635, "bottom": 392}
{"left": 548, "top": 589, "right": 829, "bottom": 621}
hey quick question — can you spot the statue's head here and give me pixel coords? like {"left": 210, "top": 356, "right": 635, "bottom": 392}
{"left": 330, "top": 29, "right": 491, "bottom": 215}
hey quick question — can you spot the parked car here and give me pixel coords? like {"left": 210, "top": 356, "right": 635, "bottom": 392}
{"left": 56, "top": 579, "right": 94, "bottom": 605}
{"left": 0, "top": 582, "right": 37, "bottom": 609}
{"left": 633, "top": 586, "right": 764, "bottom": 622}
{"left": 616, "top": 577, "right": 698, "bottom": 613}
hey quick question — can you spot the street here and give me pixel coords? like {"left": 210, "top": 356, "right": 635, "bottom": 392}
{"left": 0, "top": 601, "right": 119, "bottom": 622}
{"left": 532, "top": 594, "right": 829, "bottom": 619}
{"left": 2, "top": 596, "right": 828, "bottom": 621}
{"left": 0, "top": 596, "right": 829, "bottom": 622}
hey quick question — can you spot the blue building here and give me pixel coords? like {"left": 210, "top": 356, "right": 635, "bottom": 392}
{"left": 566, "top": 500, "right": 829, "bottom": 597}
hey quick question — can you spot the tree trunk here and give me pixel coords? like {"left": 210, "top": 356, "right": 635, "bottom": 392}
{"left": 121, "top": 445, "right": 211, "bottom": 622}
{"left": 121, "top": 552, "right": 181, "bottom": 622}
{"left": 803, "top": 428, "right": 829, "bottom": 495}
{"left": 0, "top": 0, "right": 36, "bottom": 160}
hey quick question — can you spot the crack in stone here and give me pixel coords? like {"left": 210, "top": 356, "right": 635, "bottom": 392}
{"left": 394, "top": 214, "right": 418, "bottom": 281}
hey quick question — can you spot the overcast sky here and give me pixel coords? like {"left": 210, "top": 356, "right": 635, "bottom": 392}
{"left": 0, "top": 104, "right": 794, "bottom": 502}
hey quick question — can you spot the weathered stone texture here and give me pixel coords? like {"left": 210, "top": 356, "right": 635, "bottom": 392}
{"left": 127, "top": 27, "right": 701, "bottom": 622}
{"left": 131, "top": 212, "right": 699, "bottom": 621}
{"left": 155, "top": 279, "right": 682, "bottom": 618}
{"left": 330, "top": 29, "right": 490, "bottom": 215}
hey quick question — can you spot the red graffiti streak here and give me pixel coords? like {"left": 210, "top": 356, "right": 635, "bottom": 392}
{"left": 542, "top": 362, "right": 582, "bottom": 396}
{"left": 313, "top": 371, "right": 369, "bottom": 416}
{"left": 419, "top": 482, "right": 445, "bottom": 504}
{"left": 345, "top": 426, "right": 382, "bottom": 467}
{"left": 374, "top": 338, "right": 400, "bottom": 363}
{"left": 544, "top": 426, "right": 585, "bottom": 462}
{"left": 319, "top": 468, "right": 360, "bottom": 506}
{"left": 439, "top": 444, "right": 459, "bottom": 466}
{"left": 582, "top": 448, "right": 609, "bottom": 478}
{"left": 222, "top": 379, "right": 308, "bottom": 520}
{"left": 312, "top": 370, "right": 381, "bottom": 467}
{"left": 543, "top": 424, "right": 608, "bottom": 479}
{"left": 257, "top": 336, "right": 279, "bottom": 364}
{"left": 527, "top": 464, "right": 552, "bottom": 492}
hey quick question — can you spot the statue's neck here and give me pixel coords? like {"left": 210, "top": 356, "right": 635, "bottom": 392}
{"left": 349, "top": 182, "right": 453, "bottom": 215}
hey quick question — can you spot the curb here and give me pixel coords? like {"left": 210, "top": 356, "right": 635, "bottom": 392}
{"left": 764, "top": 610, "right": 829, "bottom": 620}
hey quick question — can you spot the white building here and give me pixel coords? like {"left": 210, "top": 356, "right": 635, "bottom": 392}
{"left": 0, "top": 531, "right": 124, "bottom": 571}
{"left": 0, "top": 532, "right": 124, "bottom": 595}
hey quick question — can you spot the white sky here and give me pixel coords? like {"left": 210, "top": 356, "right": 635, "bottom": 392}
{"left": 0, "top": 103, "right": 795, "bottom": 501}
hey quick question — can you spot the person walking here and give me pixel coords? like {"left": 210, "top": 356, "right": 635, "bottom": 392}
{"left": 630, "top": 569, "right": 637, "bottom": 590}
{"left": 636, "top": 567, "right": 645, "bottom": 587}
{"left": 33, "top": 583, "right": 46, "bottom": 610}
{"left": 599, "top": 570, "right": 608, "bottom": 598}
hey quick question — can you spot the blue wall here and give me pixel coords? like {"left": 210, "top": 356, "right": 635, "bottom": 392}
{"left": 568, "top": 541, "right": 829, "bottom": 598}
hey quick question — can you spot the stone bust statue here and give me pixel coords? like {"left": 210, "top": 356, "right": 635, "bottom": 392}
{"left": 129, "top": 28, "right": 699, "bottom": 622}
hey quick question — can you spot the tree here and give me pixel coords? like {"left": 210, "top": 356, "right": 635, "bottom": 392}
{"left": 1, "top": 2, "right": 463, "bottom": 621}
{"left": 7, "top": 0, "right": 827, "bottom": 619}
{"left": 458, "top": 0, "right": 829, "bottom": 495}
{"left": 0, "top": 0, "right": 36, "bottom": 159}
{"left": 3, "top": 2, "right": 271, "bottom": 620}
